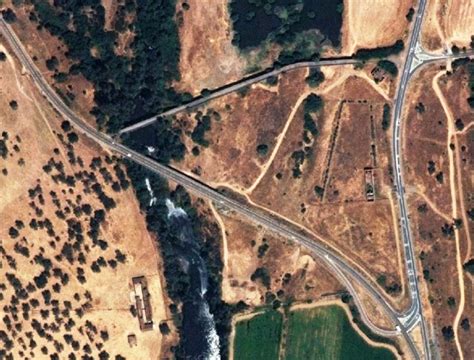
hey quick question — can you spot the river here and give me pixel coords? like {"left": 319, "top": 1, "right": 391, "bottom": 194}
{"left": 165, "top": 199, "right": 220, "bottom": 359}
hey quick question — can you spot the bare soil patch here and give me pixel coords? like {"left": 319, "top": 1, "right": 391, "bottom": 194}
{"left": 0, "top": 45, "right": 173, "bottom": 359}
{"left": 342, "top": 0, "right": 414, "bottom": 55}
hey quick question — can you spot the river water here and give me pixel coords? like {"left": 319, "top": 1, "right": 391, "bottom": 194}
{"left": 165, "top": 199, "right": 220, "bottom": 359}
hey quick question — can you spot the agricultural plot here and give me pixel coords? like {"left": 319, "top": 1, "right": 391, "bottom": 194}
{"left": 232, "top": 304, "right": 396, "bottom": 360}
{"left": 285, "top": 305, "right": 395, "bottom": 360}
{"left": 233, "top": 310, "right": 283, "bottom": 360}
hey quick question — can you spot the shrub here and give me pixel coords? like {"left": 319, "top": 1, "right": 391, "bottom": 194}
{"left": 256, "top": 144, "right": 268, "bottom": 156}
{"left": 9, "top": 100, "right": 18, "bottom": 110}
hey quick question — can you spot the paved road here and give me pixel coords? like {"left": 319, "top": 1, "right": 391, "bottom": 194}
{"left": 118, "top": 58, "right": 359, "bottom": 134}
{"left": 391, "top": 0, "right": 431, "bottom": 357}
{"left": 0, "top": 17, "right": 424, "bottom": 358}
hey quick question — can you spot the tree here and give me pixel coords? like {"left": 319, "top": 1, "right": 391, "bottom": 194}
{"left": 67, "top": 132, "right": 79, "bottom": 143}
{"left": 9, "top": 100, "right": 18, "bottom": 110}
{"left": 441, "top": 326, "right": 454, "bottom": 341}
{"left": 2, "top": 9, "right": 17, "bottom": 23}
{"left": 256, "top": 144, "right": 268, "bottom": 156}
{"left": 303, "top": 94, "right": 323, "bottom": 113}
{"left": 305, "top": 68, "right": 325, "bottom": 87}
{"left": 8, "top": 227, "right": 19, "bottom": 238}
{"left": 45, "top": 57, "right": 59, "bottom": 71}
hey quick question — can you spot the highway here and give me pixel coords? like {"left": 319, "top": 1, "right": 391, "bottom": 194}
{"left": 118, "top": 58, "right": 359, "bottom": 134}
{"left": 390, "top": 0, "right": 432, "bottom": 357}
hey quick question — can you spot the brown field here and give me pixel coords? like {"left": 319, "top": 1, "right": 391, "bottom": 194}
{"left": 403, "top": 63, "right": 473, "bottom": 358}
{"left": 214, "top": 209, "right": 342, "bottom": 307}
{"left": 421, "top": 0, "right": 474, "bottom": 52}
{"left": 438, "top": 65, "right": 473, "bottom": 262}
{"left": 248, "top": 75, "right": 407, "bottom": 308}
{"left": 172, "top": 68, "right": 308, "bottom": 190}
{"left": 173, "top": 0, "right": 246, "bottom": 96}
{"left": 403, "top": 66, "right": 452, "bottom": 215}
{"left": 0, "top": 45, "right": 173, "bottom": 358}
{"left": 342, "top": 0, "right": 414, "bottom": 55}
{"left": 410, "top": 198, "right": 460, "bottom": 359}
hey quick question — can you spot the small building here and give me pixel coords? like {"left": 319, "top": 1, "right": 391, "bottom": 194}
{"left": 364, "top": 168, "right": 375, "bottom": 202}
{"left": 132, "top": 276, "right": 154, "bottom": 331}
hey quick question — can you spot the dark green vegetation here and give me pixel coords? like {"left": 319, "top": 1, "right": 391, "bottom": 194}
{"left": 230, "top": 0, "right": 343, "bottom": 50}
{"left": 125, "top": 163, "right": 246, "bottom": 358}
{"left": 377, "top": 60, "right": 398, "bottom": 77}
{"left": 464, "top": 258, "right": 474, "bottom": 274}
{"left": 290, "top": 93, "right": 322, "bottom": 178}
{"left": 27, "top": 0, "right": 187, "bottom": 133}
{"left": 381, "top": 104, "right": 391, "bottom": 131}
{"left": 285, "top": 305, "right": 395, "bottom": 360}
{"left": 233, "top": 310, "right": 283, "bottom": 360}
{"left": 355, "top": 40, "right": 404, "bottom": 60}
{"left": 467, "top": 59, "right": 474, "bottom": 108}
{"left": 306, "top": 68, "right": 325, "bottom": 87}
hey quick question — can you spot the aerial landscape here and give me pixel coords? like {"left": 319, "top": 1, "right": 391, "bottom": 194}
{"left": 0, "top": 0, "right": 472, "bottom": 359}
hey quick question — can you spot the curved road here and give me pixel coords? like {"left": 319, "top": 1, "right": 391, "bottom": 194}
{"left": 2, "top": 12, "right": 458, "bottom": 358}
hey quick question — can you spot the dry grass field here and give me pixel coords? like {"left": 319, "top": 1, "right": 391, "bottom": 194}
{"left": 214, "top": 209, "right": 343, "bottom": 307}
{"left": 342, "top": 0, "right": 414, "bottom": 55}
{"left": 421, "top": 0, "right": 474, "bottom": 52}
{"left": 403, "top": 63, "right": 473, "bottom": 359}
{"left": 173, "top": 0, "right": 247, "bottom": 96}
{"left": 248, "top": 75, "right": 407, "bottom": 309}
{"left": 172, "top": 68, "right": 308, "bottom": 191}
{"left": 0, "top": 45, "right": 174, "bottom": 359}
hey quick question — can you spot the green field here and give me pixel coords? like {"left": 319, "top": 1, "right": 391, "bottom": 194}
{"left": 285, "top": 305, "right": 396, "bottom": 360}
{"left": 233, "top": 310, "right": 283, "bottom": 360}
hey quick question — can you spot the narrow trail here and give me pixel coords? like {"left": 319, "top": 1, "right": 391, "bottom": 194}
{"left": 432, "top": 71, "right": 465, "bottom": 360}
{"left": 413, "top": 189, "right": 452, "bottom": 222}
{"left": 209, "top": 201, "right": 228, "bottom": 269}
{"left": 456, "top": 120, "right": 474, "bottom": 135}
{"left": 244, "top": 90, "right": 311, "bottom": 194}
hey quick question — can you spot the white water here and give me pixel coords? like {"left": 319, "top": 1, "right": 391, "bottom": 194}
{"left": 165, "top": 198, "right": 187, "bottom": 218}
{"left": 144, "top": 178, "right": 157, "bottom": 206}
{"left": 165, "top": 199, "right": 220, "bottom": 359}
{"left": 201, "top": 302, "right": 221, "bottom": 360}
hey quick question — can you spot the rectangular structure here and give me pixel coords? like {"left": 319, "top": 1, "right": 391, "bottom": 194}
{"left": 132, "top": 276, "right": 154, "bottom": 331}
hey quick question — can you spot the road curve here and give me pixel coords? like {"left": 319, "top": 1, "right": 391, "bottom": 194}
{"left": 118, "top": 58, "right": 359, "bottom": 134}
{"left": 0, "top": 18, "right": 421, "bottom": 358}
